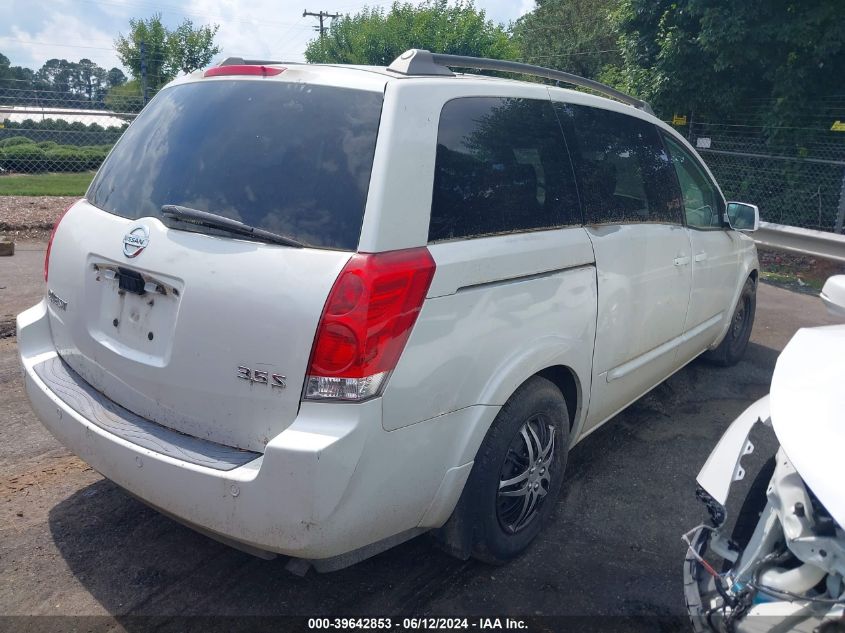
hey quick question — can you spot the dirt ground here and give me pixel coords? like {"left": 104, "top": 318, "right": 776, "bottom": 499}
{"left": 0, "top": 196, "right": 77, "bottom": 241}
{"left": 0, "top": 235, "right": 842, "bottom": 631}
{"left": 758, "top": 246, "right": 845, "bottom": 291}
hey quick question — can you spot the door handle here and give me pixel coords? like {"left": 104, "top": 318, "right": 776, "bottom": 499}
{"left": 673, "top": 255, "right": 691, "bottom": 266}
{"left": 694, "top": 252, "right": 708, "bottom": 262}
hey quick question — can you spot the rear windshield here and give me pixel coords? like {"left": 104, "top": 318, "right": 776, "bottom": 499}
{"left": 87, "top": 80, "right": 383, "bottom": 250}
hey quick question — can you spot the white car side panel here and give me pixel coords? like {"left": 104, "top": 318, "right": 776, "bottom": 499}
{"left": 426, "top": 228, "right": 595, "bottom": 298}
{"left": 544, "top": 84, "right": 757, "bottom": 358}
{"left": 383, "top": 228, "right": 597, "bottom": 432}
{"left": 675, "top": 229, "right": 740, "bottom": 363}
{"left": 688, "top": 230, "right": 740, "bottom": 324}
{"left": 584, "top": 223, "right": 692, "bottom": 430}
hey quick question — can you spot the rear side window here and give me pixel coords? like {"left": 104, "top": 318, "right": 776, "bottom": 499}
{"left": 88, "top": 80, "right": 383, "bottom": 250}
{"left": 429, "top": 97, "right": 581, "bottom": 242}
{"left": 554, "top": 103, "right": 682, "bottom": 226}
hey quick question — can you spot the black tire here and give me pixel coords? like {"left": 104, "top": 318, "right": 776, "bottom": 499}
{"left": 454, "top": 376, "right": 570, "bottom": 564}
{"left": 704, "top": 276, "right": 756, "bottom": 367}
{"left": 721, "top": 455, "right": 776, "bottom": 572}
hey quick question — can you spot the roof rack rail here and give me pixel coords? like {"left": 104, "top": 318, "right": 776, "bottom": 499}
{"left": 218, "top": 57, "right": 286, "bottom": 67}
{"left": 387, "top": 49, "right": 653, "bottom": 115}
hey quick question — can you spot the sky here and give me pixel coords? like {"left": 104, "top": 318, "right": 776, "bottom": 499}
{"left": 0, "top": 0, "right": 535, "bottom": 72}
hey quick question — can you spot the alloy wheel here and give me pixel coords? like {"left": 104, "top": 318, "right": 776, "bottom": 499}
{"left": 496, "top": 414, "right": 556, "bottom": 534}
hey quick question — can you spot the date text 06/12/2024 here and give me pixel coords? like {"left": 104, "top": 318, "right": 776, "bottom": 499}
{"left": 307, "top": 618, "right": 529, "bottom": 630}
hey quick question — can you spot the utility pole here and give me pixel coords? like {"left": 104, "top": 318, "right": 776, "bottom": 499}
{"left": 303, "top": 9, "right": 340, "bottom": 38}
{"left": 140, "top": 40, "right": 148, "bottom": 105}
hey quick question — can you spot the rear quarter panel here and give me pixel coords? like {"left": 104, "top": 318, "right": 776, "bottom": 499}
{"left": 371, "top": 79, "right": 598, "bottom": 440}
{"left": 383, "top": 228, "right": 597, "bottom": 434}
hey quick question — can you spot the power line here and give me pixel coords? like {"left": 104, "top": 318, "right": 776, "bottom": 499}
{"left": 71, "top": 0, "right": 314, "bottom": 30}
{"left": 0, "top": 37, "right": 117, "bottom": 52}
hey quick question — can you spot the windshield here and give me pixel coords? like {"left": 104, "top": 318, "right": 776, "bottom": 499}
{"left": 87, "top": 79, "right": 384, "bottom": 250}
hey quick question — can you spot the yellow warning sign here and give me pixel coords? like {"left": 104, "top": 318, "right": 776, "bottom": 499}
{"left": 672, "top": 114, "right": 687, "bottom": 126}
{"left": 831, "top": 120, "right": 845, "bottom": 132}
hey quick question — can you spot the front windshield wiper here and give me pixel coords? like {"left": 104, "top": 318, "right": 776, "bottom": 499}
{"left": 161, "top": 205, "right": 305, "bottom": 248}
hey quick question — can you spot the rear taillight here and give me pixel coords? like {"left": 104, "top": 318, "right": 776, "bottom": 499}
{"left": 44, "top": 202, "right": 75, "bottom": 282}
{"left": 304, "top": 247, "right": 436, "bottom": 402}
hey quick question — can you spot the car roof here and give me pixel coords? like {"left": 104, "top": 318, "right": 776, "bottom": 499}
{"left": 171, "top": 58, "right": 720, "bottom": 200}
{"left": 179, "top": 60, "right": 649, "bottom": 117}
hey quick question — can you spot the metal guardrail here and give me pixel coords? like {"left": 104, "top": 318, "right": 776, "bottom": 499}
{"left": 753, "top": 221, "right": 845, "bottom": 263}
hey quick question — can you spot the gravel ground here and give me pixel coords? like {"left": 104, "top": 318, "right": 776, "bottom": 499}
{"left": 0, "top": 196, "right": 77, "bottom": 240}
{"left": 0, "top": 241, "right": 45, "bottom": 338}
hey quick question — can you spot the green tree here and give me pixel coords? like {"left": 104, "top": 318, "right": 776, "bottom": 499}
{"left": 114, "top": 14, "right": 219, "bottom": 91}
{"left": 74, "top": 58, "right": 107, "bottom": 101}
{"left": 513, "top": 0, "right": 621, "bottom": 79}
{"left": 32, "top": 58, "right": 113, "bottom": 103}
{"left": 0, "top": 52, "right": 37, "bottom": 91}
{"left": 167, "top": 19, "right": 220, "bottom": 75}
{"left": 613, "top": 0, "right": 845, "bottom": 126}
{"left": 36, "top": 58, "right": 76, "bottom": 95}
{"left": 304, "top": 0, "right": 517, "bottom": 65}
{"left": 114, "top": 14, "right": 171, "bottom": 91}
{"left": 106, "top": 67, "right": 127, "bottom": 89}
{"left": 2, "top": 54, "right": 114, "bottom": 103}
{"left": 105, "top": 79, "right": 145, "bottom": 113}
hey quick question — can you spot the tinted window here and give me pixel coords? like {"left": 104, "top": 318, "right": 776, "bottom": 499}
{"left": 663, "top": 134, "right": 725, "bottom": 229}
{"left": 554, "top": 103, "right": 682, "bottom": 225}
{"left": 88, "top": 80, "right": 383, "bottom": 250}
{"left": 429, "top": 97, "right": 580, "bottom": 242}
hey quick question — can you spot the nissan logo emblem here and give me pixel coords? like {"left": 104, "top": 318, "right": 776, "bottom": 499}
{"left": 123, "top": 225, "right": 150, "bottom": 258}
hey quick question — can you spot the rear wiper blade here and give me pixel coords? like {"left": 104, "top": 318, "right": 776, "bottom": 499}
{"left": 161, "top": 204, "right": 304, "bottom": 248}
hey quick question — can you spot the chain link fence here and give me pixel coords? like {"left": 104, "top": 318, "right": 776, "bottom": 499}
{"left": 682, "top": 98, "right": 845, "bottom": 234}
{"left": 0, "top": 81, "right": 145, "bottom": 175}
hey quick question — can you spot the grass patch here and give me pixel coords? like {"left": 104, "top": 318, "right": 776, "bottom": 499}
{"left": 0, "top": 172, "right": 95, "bottom": 196}
{"left": 760, "top": 270, "right": 824, "bottom": 292}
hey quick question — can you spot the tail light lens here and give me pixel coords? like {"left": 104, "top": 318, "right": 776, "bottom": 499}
{"left": 44, "top": 202, "right": 75, "bottom": 282}
{"left": 304, "top": 247, "right": 436, "bottom": 401}
{"left": 204, "top": 65, "right": 285, "bottom": 78}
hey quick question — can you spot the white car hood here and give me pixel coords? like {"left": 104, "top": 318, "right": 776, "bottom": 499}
{"left": 770, "top": 324, "right": 845, "bottom": 528}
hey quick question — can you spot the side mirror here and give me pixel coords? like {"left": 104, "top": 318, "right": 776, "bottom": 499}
{"left": 726, "top": 202, "right": 759, "bottom": 232}
{"left": 821, "top": 275, "right": 845, "bottom": 319}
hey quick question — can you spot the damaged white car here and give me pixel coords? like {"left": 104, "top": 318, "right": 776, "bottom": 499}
{"left": 684, "top": 275, "right": 845, "bottom": 632}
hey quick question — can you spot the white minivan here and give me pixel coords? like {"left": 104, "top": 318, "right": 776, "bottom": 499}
{"left": 17, "top": 50, "right": 760, "bottom": 571}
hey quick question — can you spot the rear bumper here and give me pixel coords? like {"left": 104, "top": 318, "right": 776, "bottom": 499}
{"left": 17, "top": 300, "right": 496, "bottom": 561}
